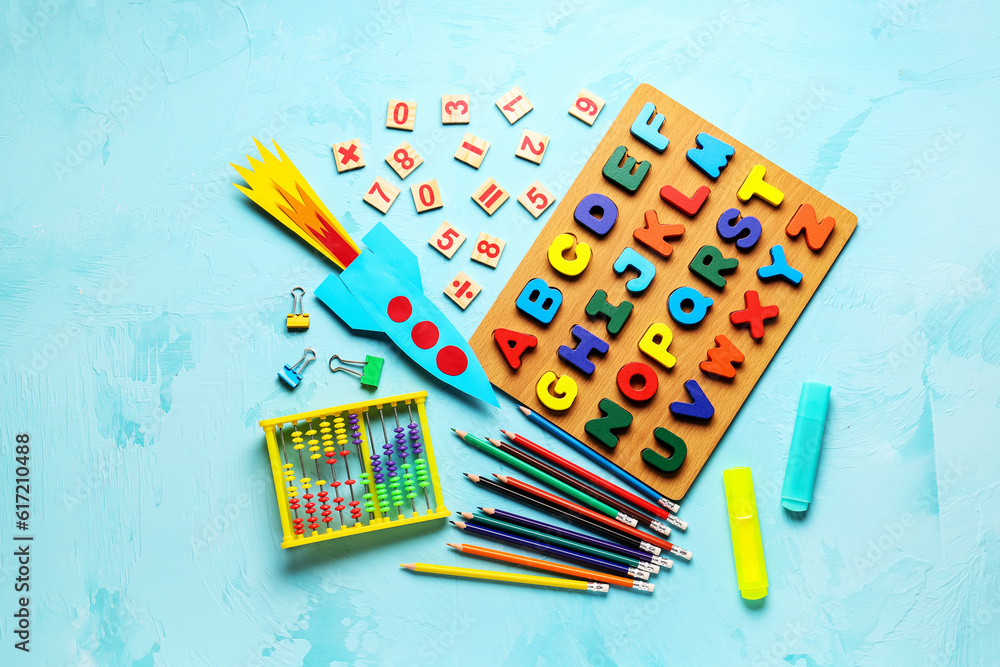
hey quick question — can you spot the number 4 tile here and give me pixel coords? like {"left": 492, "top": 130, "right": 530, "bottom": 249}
{"left": 455, "top": 133, "right": 490, "bottom": 169}
{"left": 428, "top": 221, "right": 467, "bottom": 259}
{"left": 496, "top": 86, "right": 533, "bottom": 124}
{"left": 445, "top": 271, "right": 482, "bottom": 309}
{"left": 517, "top": 180, "right": 555, "bottom": 218}
{"left": 471, "top": 232, "right": 506, "bottom": 268}
{"left": 569, "top": 89, "right": 606, "bottom": 126}
{"left": 472, "top": 178, "right": 509, "bottom": 215}
{"left": 515, "top": 130, "right": 549, "bottom": 164}
{"left": 332, "top": 139, "right": 365, "bottom": 173}
{"left": 411, "top": 179, "right": 443, "bottom": 213}
{"left": 442, "top": 95, "right": 470, "bottom": 124}
{"left": 363, "top": 176, "right": 401, "bottom": 214}
{"left": 386, "top": 141, "right": 423, "bottom": 179}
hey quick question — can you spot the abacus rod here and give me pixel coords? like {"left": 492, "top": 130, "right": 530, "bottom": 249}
{"left": 377, "top": 407, "right": 403, "bottom": 519}
{"left": 313, "top": 416, "right": 344, "bottom": 527}
{"left": 394, "top": 405, "right": 417, "bottom": 515}
{"left": 277, "top": 425, "right": 300, "bottom": 523}
{"left": 407, "top": 401, "right": 431, "bottom": 511}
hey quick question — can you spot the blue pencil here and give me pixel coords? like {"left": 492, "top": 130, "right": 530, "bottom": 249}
{"left": 451, "top": 520, "right": 648, "bottom": 580}
{"left": 518, "top": 405, "right": 681, "bottom": 514}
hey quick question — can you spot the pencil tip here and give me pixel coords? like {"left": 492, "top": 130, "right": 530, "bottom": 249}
{"left": 518, "top": 405, "right": 530, "bottom": 415}
{"left": 453, "top": 429, "right": 467, "bottom": 439}
{"left": 446, "top": 543, "right": 461, "bottom": 550}
{"left": 454, "top": 521, "right": 466, "bottom": 528}
{"left": 460, "top": 512, "right": 474, "bottom": 519}
{"left": 500, "top": 429, "right": 513, "bottom": 437}
{"left": 401, "top": 563, "right": 414, "bottom": 569}
{"left": 465, "top": 473, "right": 480, "bottom": 482}
{"left": 487, "top": 437, "right": 502, "bottom": 446}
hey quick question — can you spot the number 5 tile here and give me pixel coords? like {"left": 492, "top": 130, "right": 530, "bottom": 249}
{"left": 428, "top": 221, "right": 467, "bottom": 259}
{"left": 517, "top": 180, "right": 555, "bottom": 218}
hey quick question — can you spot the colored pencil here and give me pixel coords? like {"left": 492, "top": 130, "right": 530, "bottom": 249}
{"left": 488, "top": 437, "right": 670, "bottom": 537}
{"left": 449, "top": 543, "right": 654, "bottom": 593}
{"left": 400, "top": 562, "right": 609, "bottom": 593}
{"left": 460, "top": 512, "right": 659, "bottom": 574}
{"left": 481, "top": 507, "right": 674, "bottom": 569}
{"left": 501, "top": 429, "right": 687, "bottom": 530}
{"left": 497, "top": 475, "right": 693, "bottom": 561}
{"left": 463, "top": 473, "right": 662, "bottom": 555}
{"left": 451, "top": 520, "right": 648, "bottom": 580}
{"left": 453, "top": 429, "right": 637, "bottom": 527}
{"left": 518, "top": 405, "right": 681, "bottom": 514}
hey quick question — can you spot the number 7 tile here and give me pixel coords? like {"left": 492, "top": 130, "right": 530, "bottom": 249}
{"left": 362, "top": 176, "right": 401, "bottom": 214}
{"left": 496, "top": 86, "right": 533, "bottom": 124}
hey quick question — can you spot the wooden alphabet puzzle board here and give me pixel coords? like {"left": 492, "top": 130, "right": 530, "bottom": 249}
{"left": 470, "top": 83, "right": 856, "bottom": 500}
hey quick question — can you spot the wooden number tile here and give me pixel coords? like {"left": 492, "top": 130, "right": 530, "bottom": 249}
{"left": 470, "top": 232, "right": 506, "bottom": 268}
{"left": 496, "top": 86, "right": 533, "bottom": 124}
{"left": 517, "top": 181, "right": 555, "bottom": 218}
{"left": 445, "top": 271, "right": 482, "bottom": 309}
{"left": 386, "top": 141, "right": 424, "bottom": 179}
{"left": 472, "top": 178, "right": 509, "bottom": 215}
{"left": 362, "top": 176, "right": 401, "bottom": 214}
{"left": 411, "top": 179, "right": 443, "bottom": 213}
{"left": 515, "top": 129, "right": 549, "bottom": 164}
{"left": 569, "top": 89, "right": 606, "bottom": 125}
{"left": 332, "top": 139, "right": 365, "bottom": 173}
{"left": 428, "top": 221, "right": 467, "bottom": 259}
{"left": 441, "top": 95, "right": 471, "bottom": 124}
{"left": 454, "top": 133, "right": 491, "bottom": 169}
{"left": 386, "top": 99, "right": 416, "bottom": 131}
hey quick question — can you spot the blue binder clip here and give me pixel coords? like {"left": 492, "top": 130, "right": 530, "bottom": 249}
{"left": 278, "top": 348, "right": 316, "bottom": 389}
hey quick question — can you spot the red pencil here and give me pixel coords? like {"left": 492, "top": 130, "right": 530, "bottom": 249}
{"left": 495, "top": 474, "right": 692, "bottom": 561}
{"left": 501, "top": 430, "right": 687, "bottom": 530}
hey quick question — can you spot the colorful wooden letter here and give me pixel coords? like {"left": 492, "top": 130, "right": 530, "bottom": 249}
{"left": 518, "top": 181, "right": 555, "bottom": 218}
{"left": 716, "top": 208, "right": 762, "bottom": 251}
{"left": 496, "top": 87, "right": 533, "bottom": 124}
{"left": 575, "top": 193, "right": 618, "bottom": 237}
{"left": 659, "top": 184, "right": 710, "bottom": 217}
{"left": 332, "top": 139, "right": 365, "bottom": 173}
{"left": 729, "top": 290, "right": 779, "bottom": 340}
{"left": 638, "top": 322, "right": 676, "bottom": 369}
{"left": 411, "top": 179, "right": 443, "bottom": 213}
{"left": 471, "top": 233, "right": 507, "bottom": 268}
{"left": 613, "top": 247, "right": 656, "bottom": 294}
{"left": 494, "top": 328, "right": 538, "bottom": 370}
{"left": 441, "top": 95, "right": 470, "bottom": 124}
{"left": 515, "top": 129, "right": 549, "bottom": 164}
{"left": 616, "top": 362, "right": 658, "bottom": 402}
{"left": 699, "top": 334, "right": 744, "bottom": 380}
{"left": 642, "top": 427, "right": 687, "bottom": 473}
{"left": 428, "top": 221, "right": 467, "bottom": 259}
{"left": 737, "top": 164, "right": 784, "bottom": 206}
{"left": 689, "top": 245, "right": 739, "bottom": 289}
{"left": 569, "top": 89, "right": 605, "bottom": 125}
{"left": 585, "top": 290, "right": 633, "bottom": 336}
{"left": 667, "top": 286, "right": 713, "bottom": 327}
{"left": 558, "top": 324, "right": 609, "bottom": 376}
{"left": 454, "top": 133, "right": 491, "bottom": 169}
{"left": 536, "top": 371, "right": 578, "bottom": 412}
{"left": 445, "top": 271, "right": 482, "bottom": 309}
{"left": 386, "top": 100, "right": 416, "bottom": 131}
{"left": 756, "top": 245, "right": 803, "bottom": 285}
{"left": 472, "top": 178, "right": 509, "bottom": 215}
{"left": 516, "top": 278, "right": 563, "bottom": 325}
{"left": 386, "top": 141, "right": 423, "bottom": 179}
{"left": 547, "top": 233, "right": 591, "bottom": 277}
{"left": 585, "top": 398, "right": 633, "bottom": 448}
{"left": 786, "top": 204, "right": 836, "bottom": 251}
{"left": 633, "top": 209, "right": 684, "bottom": 258}
{"left": 603, "top": 146, "right": 650, "bottom": 193}
{"left": 363, "top": 176, "right": 401, "bottom": 214}
{"left": 629, "top": 102, "right": 669, "bottom": 152}
{"left": 669, "top": 379, "right": 714, "bottom": 421}
{"left": 686, "top": 132, "right": 734, "bottom": 179}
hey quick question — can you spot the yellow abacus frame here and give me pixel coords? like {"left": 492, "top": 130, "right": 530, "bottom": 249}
{"left": 259, "top": 391, "right": 449, "bottom": 548}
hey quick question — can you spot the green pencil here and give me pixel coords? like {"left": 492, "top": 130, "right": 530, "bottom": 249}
{"left": 451, "top": 429, "right": 637, "bottom": 527}
{"left": 458, "top": 512, "right": 658, "bottom": 574}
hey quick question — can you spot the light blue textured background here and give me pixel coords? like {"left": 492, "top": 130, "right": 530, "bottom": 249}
{"left": 2, "top": 1, "right": 999, "bottom": 665}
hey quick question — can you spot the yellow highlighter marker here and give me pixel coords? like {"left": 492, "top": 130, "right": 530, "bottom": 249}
{"left": 723, "top": 467, "right": 768, "bottom": 600}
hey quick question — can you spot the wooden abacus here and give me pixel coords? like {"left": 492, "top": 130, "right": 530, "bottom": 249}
{"left": 259, "top": 391, "right": 449, "bottom": 548}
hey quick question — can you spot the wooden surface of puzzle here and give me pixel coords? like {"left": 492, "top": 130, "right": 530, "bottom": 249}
{"left": 469, "top": 83, "right": 857, "bottom": 499}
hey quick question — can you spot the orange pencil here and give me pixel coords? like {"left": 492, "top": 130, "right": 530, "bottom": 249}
{"left": 448, "top": 543, "right": 653, "bottom": 592}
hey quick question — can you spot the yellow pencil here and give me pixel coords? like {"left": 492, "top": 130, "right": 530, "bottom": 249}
{"left": 401, "top": 563, "right": 609, "bottom": 593}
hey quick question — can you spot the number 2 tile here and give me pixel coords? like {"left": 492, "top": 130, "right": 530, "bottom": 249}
{"left": 386, "top": 141, "right": 423, "bottom": 179}
{"left": 441, "top": 95, "right": 470, "bottom": 124}
{"left": 386, "top": 99, "right": 416, "bottom": 130}
{"left": 471, "top": 232, "right": 506, "bottom": 268}
{"left": 569, "top": 89, "right": 606, "bottom": 126}
{"left": 517, "top": 180, "right": 556, "bottom": 218}
{"left": 496, "top": 86, "right": 533, "bottom": 124}
{"left": 445, "top": 271, "right": 482, "bottom": 309}
{"left": 428, "top": 221, "right": 467, "bottom": 259}
{"left": 472, "top": 178, "right": 509, "bottom": 215}
{"left": 363, "top": 176, "right": 401, "bottom": 214}
{"left": 515, "top": 129, "right": 549, "bottom": 164}
{"left": 411, "top": 179, "right": 443, "bottom": 213}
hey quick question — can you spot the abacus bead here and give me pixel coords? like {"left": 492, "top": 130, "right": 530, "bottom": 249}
{"left": 406, "top": 493, "right": 417, "bottom": 499}
{"left": 349, "top": 500, "right": 360, "bottom": 507}
{"left": 418, "top": 481, "right": 430, "bottom": 487}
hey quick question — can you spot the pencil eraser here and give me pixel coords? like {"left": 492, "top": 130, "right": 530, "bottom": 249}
{"left": 723, "top": 467, "right": 768, "bottom": 600}
{"left": 780, "top": 382, "right": 831, "bottom": 513}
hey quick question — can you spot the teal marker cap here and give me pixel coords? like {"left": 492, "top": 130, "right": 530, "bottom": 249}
{"left": 780, "top": 382, "right": 831, "bottom": 512}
